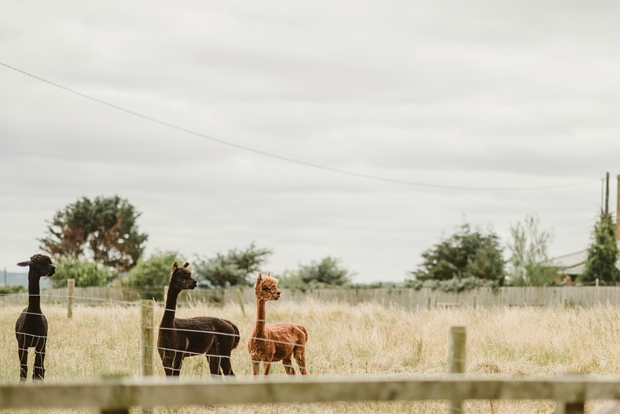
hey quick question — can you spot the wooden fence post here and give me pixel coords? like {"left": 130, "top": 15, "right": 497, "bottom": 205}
{"left": 236, "top": 288, "right": 246, "bottom": 316}
{"left": 448, "top": 326, "right": 466, "bottom": 413}
{"left": 67, "top": 279, "right": 75, "bottom": 319}
{"left": 141, "top": 300, "right": 155, "bottom": 414}
{"left": 99, "top": 375, "right": 130, "bottom": 414}
{"left": 555, "top": 374, "right": 585, "bottom": 414}
{"left": 141, "top": 300, "right": 154, "bottom": 377}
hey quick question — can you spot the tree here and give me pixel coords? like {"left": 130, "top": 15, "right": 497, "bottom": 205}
{"left": 39, "top": 195, "right": 148, "bottom": 272}
{"left": 409, "top": 223, "right": 505, "bottom": 284}
{"left": 127, "top": 250, "right": 186, "bottom": 288}
{"left": 50, "top": 257, "right": 115, "bottom": 288}
{"left": 580, "top": 212, "right": 620, "bottom": 285}
{"left": 296, "top": 256, "right": 354, "bottom": 287}
{"left": 507, "top": 214, "right": 556, "bottom": 286}
{"left": 193, "top": 242, "right": 272, "bottom": 288}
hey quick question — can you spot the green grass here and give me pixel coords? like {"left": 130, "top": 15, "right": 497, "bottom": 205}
{"left": 2, "top": 300, "right": 620, "bottom": 413}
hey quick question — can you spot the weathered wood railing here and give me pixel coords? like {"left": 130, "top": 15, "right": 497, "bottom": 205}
{"left": 0, "top": 375, "right": 617, "bottom": 413}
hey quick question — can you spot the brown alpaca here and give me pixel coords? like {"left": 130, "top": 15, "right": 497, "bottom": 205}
{"left": 248, "top": 272, "right": 308, "bottom": 375}
{"left": 15, "top": 254, "right": 55, "bottom": 382}
{"left": 157, "top": 261, "right": 240, "bottom": 377}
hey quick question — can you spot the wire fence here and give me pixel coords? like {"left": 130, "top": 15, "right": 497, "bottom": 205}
{"left": 4, "top": 282, "right": 620, "bottom": 413}
{"left": 5, "top": 285, "right": 620, "bottom": 310}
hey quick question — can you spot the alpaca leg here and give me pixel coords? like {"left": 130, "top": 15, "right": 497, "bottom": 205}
{"left": 33, "top": 337, "right": 46, "bottom": 381}
{"left": 294, "top": 346, "right": 308, "bottom": 375}
{"left": 170, "top": 351, "right": 183, "bottom": 377}
{"left": 263, "top": 359, "right": 273, "bottom": 376}
{"left": 219, "top": 354, "right": 235, "bottom": 376}
{"left": 17, "top": 344, "right": 28, "bottom": 382}
{"left": 251, "top": 359, "right": 261, "bottom": 375}
{"left": 207, "top": 355, "right": 222, "bottom": 377}
{"left": 33, "top": 350, "right": 45, "bottom": 381}
{"left": 282, "top": 355, "right": 296, "bottom": 375}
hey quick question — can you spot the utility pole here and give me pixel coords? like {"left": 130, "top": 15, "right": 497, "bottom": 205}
{"left": 3, "top": 267, "right": 6, "bottom": 286}
{"left": 605, "top": 172, "right": 610, "bottom": 216}
{"left": 617, "top": 174, "right": 620, "bottom": 240}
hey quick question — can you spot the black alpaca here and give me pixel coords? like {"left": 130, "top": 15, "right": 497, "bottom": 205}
{"left": 15, "top": 254, "right": 55, "bottom": 382}
{"left": 157, "top": 261, "right": 240, "bottom": 377}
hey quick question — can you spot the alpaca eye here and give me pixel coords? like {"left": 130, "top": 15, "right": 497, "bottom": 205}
{"left": 262, "top": 286, "right": 269, "bottom": 291}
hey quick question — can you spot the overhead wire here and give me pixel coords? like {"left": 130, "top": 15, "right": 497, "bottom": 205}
{"left": 0, "top": 61, "right": 600, "bottom": 192}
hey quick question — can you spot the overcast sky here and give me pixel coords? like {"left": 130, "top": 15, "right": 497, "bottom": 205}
{"left": 1, "top": 1, "right": 619, "bottom": 283}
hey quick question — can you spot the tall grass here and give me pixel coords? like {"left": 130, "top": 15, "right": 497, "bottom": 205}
{"left": 2, "top": 299, "right": 620, "bottom": 413}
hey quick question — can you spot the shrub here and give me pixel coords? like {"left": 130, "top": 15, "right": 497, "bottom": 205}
{"left": 408, "top": 223, "right": 505, "bottom": 284}
{"left": 51, "top": 257, "right": 115, "bottom": 287}
{"left": 127, "top": 251, "right": 186, "bottom": 288}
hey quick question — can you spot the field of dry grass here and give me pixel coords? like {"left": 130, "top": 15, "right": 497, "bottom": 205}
{"left": 2, "top": 298, "right": 620, "bottom": 413}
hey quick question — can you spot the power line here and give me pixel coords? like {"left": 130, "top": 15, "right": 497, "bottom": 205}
{"left": 0, "top": 61, "right": 599, "bottom": 192}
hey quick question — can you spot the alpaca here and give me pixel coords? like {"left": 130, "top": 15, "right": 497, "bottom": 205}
{"left": 157, "top": 261, "right": 240, "bottom": 377}
{"left": 248, "top": 272, "right": 308, "bottom": 375}
{"left": 15, "top": 254, "right": 55, "bottom": 382}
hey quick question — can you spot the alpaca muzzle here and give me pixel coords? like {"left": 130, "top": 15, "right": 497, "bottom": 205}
{"left": 46, "top": 266, "right": 55, "bottom": 277}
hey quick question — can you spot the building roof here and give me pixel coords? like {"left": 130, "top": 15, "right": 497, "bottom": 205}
{"left": 549, "top": 250, "right": 587, "bottom": 276}
{"left": 549, "top": 243, "right": 620, "bottom": 276}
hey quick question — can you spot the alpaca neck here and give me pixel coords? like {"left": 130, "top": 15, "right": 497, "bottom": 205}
{"left": 27, "top": 274, "right": 42, "bottom": 313}
{"left": 254, "top": 298, "right": 267, "bottom": 337}
{"left": 161, "top": 287, "right": 180, "bottom": 327}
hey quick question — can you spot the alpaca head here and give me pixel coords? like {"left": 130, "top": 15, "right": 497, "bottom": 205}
{"left": 169, "top": 261, "right": 197, "bottom": 291}
{"left": 17, "top": 254, "right": 55, "bottom": 279}
{"left": 254, "top": 272, "right": 281, "bottom": 301}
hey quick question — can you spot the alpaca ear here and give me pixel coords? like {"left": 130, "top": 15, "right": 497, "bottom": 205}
{"left": 183, "top": 262, "right": 190, "bottom": 268}
{"left": 267, "top": 272, "right": 271, "bottom": 277}
{"left": 17, "top": 260, "right": 30, "bottom": 267}
{"left": 172, "top": 261, "right": 179, "bottom": 270}
{"left": 257, "top": 273, "right": 262, "bottom": 281}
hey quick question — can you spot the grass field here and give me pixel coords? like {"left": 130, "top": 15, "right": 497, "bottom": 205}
{"left": 2, "top": 299, "right": 620, "bottom": 413}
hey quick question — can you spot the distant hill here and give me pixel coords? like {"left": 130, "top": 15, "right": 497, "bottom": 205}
{"left": 1, "top": 272, "right": 53, "bottom": 288}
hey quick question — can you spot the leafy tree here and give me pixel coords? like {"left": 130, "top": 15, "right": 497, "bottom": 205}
{"left": 408, "top": 223, "right": 505, "bottom": 284}
{"left": 50, "top": 257, "right": 115, "bottom": 288}
{"left": 274, "top": 270, "right": 308, "bottom": 290}
{"left": 127, "top": 251, "right": 186, "bottom": 288}
{"left": 507, "top": 214, "right": 556, "bottom": 286}
{"left": 193, "top": 242, "right": 272, "bottom": 288}
{"left": 296, "top": 256, "right": 354, "bottom": 287}
{"left": 580, "top": 212, "right": 620, "bottom": 285}
{"left": 39, "top": 195, "right": 148, "bottom": 272}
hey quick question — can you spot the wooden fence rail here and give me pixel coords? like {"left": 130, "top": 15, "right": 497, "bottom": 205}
{"left": 0, "top": 375, "right": 618, "bottom": 413}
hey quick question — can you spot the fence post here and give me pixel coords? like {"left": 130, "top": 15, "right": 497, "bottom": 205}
{"left": 555, "top": 402, "right": 585, "bottom": 414}
{"left": 67, "top": 279, "right": 75, "bottom": 319}
{"left": 236, "top": 288, "right": 246, "bottom": 316}
{"left": 141, "top": 300, "right": 154, "bottom": 377}
{"left": 99, "top": 375, "right": 130, "bottom": 414}
{"left": 448, "top": 326, "right": 466, "bottom": 413}
{"left": 141, "top": 300, "right": 155, "bottom": 414}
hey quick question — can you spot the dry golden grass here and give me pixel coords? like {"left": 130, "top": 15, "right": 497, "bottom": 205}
{"left": 2, "top": 298, "right": 620, "bottom": 413}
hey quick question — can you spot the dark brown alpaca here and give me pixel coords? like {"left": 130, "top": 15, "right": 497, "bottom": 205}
{"left": 248, "top": 272, "right": 308, "bottom": 375}
{"left": 15, "top": 254, "right": 55, "bottom": 382}
{"left": 157, "top": 261, "right": 240, "bottom": 377}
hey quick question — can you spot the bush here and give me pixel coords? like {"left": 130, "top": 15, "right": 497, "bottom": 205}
{"left": 0, "top": 285, "right": 26, "bottom": 295}
{"left": 193, "top": 242, "right": 272, "bottom": 288}
{"left": 297, "top": 256, "right": 354, "bottom": 287}
{"left": 51, "top": 257, "right": 116, "bottom": 287}
{"left": 127, "top": 251, "right": 186, "bottom": 288}
{"left": 580, "top": 212, "right": 620, "bottom": 285}
{"left": 408, "top": 223, "right": 505, "bottom": 284}
{"left": 506, "top": 214, "right": 556, "bottom": 286}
